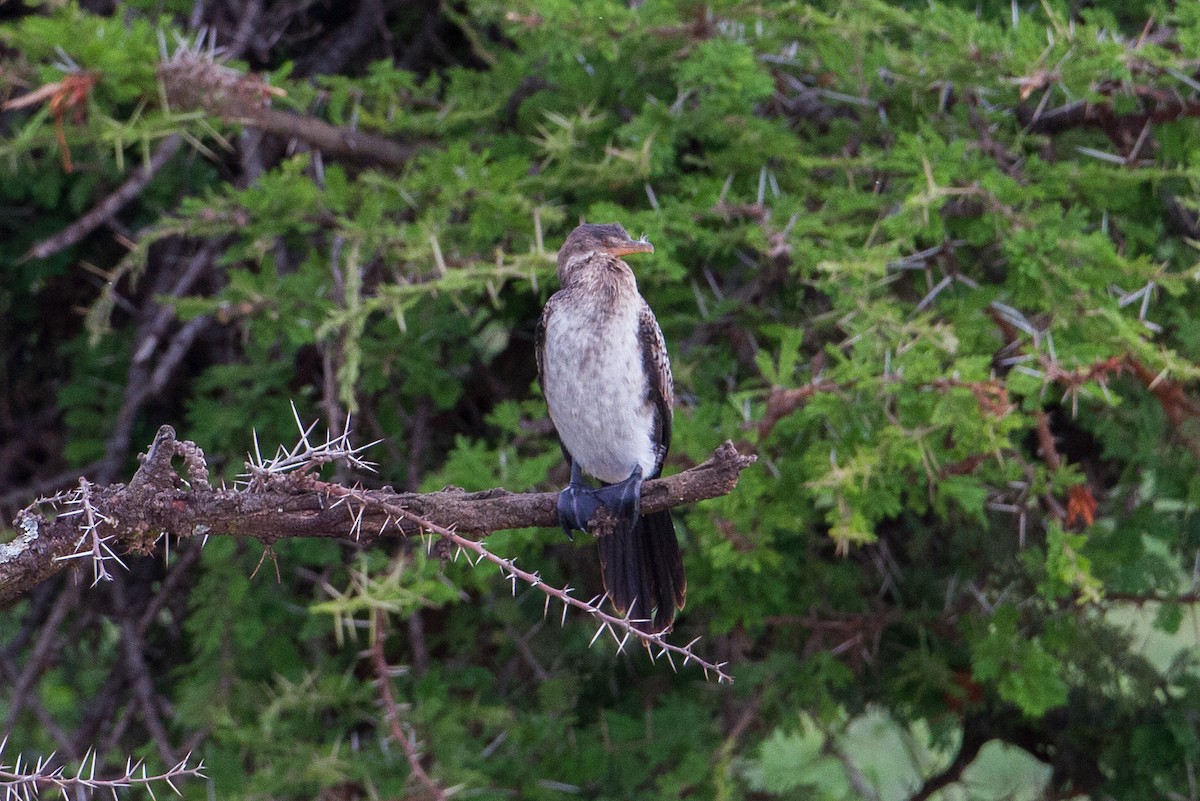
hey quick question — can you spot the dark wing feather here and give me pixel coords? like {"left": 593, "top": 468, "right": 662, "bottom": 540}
{"left": 638, "top": 300, "right": 674, "bottom": 478}
{"left": 631, "top": 299, "right": 685, "bottom": 630}
{"left": 535, "top": 299, "right": 551, "bottom": 399}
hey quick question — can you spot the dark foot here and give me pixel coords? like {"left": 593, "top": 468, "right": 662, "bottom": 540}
{"left": 555, "top": 464, "right": 645, "bottom": 539}
{"left": 557, "top": 482, "right": 602, "bottom": 540}
{"left": 592, "top": 465, "right": 643, "bottom": 530}
{"left": 556, "top": 460, "right": 593, "bottom": 539}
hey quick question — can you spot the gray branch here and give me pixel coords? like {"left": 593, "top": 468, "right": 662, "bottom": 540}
{"left": 0, "top": 425, "right": 757, "bottom": 604}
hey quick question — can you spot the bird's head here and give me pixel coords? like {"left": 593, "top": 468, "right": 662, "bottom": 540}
{"left": 556, "top": 222, "right": 653, "bottom": 284}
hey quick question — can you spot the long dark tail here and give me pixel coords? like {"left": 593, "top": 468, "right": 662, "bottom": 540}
{"left": 598, "top": 509, "right": 686, "bottom": 633}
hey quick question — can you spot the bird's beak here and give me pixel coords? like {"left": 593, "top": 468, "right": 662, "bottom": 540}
{"left": 606, "top": 239, "right": 654, "bottom": 258}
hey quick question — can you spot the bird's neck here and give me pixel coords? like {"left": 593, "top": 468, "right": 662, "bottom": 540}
{"left": 560, "top": 254, "right": 638, "bottom": 299}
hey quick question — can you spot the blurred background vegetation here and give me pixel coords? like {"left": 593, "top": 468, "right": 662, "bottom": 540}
{"left": 3, "top": 0, "right": 1200, "bottom": 798}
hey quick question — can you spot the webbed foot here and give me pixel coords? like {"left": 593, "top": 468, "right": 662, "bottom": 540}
{"left": 557, "top": 481, "right": 602, "bottom": 540}
{"left": 555, "top": 463, "right": 644, "bottom": 539}
{"left": 591, "top": 465, "right": 643, "bottom": 530}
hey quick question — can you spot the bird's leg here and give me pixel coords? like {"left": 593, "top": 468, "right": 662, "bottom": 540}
{"left": 556, "top": 460, "right": 599, "bottom": 539}
{"left": 591, "top": 464, "right": 643, "bottom": 531}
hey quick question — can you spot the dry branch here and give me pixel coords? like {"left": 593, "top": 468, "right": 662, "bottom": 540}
{"left": 157, "top": 45, "right": 425, "bottom": 169}
{"left": 370, "top": 608, "right": 448, "bottom": 801}
{"left": 24, "top": 135, "right": 183, "bottom": 261}
{"left": 1018, "top": 93, "right": 1200, "bottom": 138}
{"left": 0, "top": 741, "right": 203, "bottom": 800}
{"left": 0, "top": 425, "right": 756, "bottom": 606}
{"left": 21, "top": 17, "right": 270, "bottom": 264}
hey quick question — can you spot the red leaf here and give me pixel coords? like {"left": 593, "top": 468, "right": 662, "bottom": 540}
{"left": 1066, "top": 485, "right": 1097, "bottom": 527}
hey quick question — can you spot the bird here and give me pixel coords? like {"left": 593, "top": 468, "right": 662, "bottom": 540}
{"left": 535, "top": 222, "right": 686, "bottom": 633}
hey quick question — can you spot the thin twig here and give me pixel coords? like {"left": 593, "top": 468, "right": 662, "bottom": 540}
{"left": 370, "top": 609, "right": 449, "bottom": 801}
{"left": 25, "top": 135, "right": 183, "bottom": 261}
{"left": 110, "top": 575, "right": 178, "bottom": 767}
{"left": 2, "top": 582, "right": 80, "bottom": 733}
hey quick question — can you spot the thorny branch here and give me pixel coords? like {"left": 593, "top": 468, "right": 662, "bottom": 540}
{"left": 156, "top": 33, "right": 425, "bottom": 169}
{"left": 1, "top": 422, "right": 755, "bottom": 682}
{"left": 331, "top": 479, "right": 735, "bottom": 682}
{"left": 756, "top": 316, "right": 1200, "bottom": 461}
{"left": 753, "top": 304, "right": 1200, "bottom": 554}
{"left": 19, "top": 17, "right": 260, "bottom": 264}
{"left": 18, "top": 23, "right": 422, "bottom": 266}
{"left": 756, "top": 374, "right": 1014, "bottom": 442}
{"left": 1018, "top": 91, "right": 1200, "bottom": 140}
{"left": 0, "top": 737, "right": 203, "bottom": 801}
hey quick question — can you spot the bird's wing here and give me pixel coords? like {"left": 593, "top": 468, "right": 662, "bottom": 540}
{"left": 638, "top": 299, "right": 674, "bottom": 477}
{"left": 536, "top": 294, "right": 574, "bottom": 467}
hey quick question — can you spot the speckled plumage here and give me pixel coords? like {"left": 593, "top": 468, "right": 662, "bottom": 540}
{"left": 536, "top": 223, "right": 685, "bottom": 632}
{"left": 538, "top": 264, "right": 669, "bottom": 482}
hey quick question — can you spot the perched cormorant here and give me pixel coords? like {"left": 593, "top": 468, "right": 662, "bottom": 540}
{"left": 536, "top": 222, "right": 686, "bottom": 633}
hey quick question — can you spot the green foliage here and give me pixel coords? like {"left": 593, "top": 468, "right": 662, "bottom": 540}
{"left": 742, "top": 721, "right": 850, "bottom": 798}
{"left": 968, "top": 605, "right": 1070, "bottom": 718}
{"left": 4, "top": 0, "right": 1200, "bottom": 799}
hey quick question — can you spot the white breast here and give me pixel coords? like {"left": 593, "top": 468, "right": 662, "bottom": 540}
{"left": 542, "top": 291, "right": 659, "bottom": 484}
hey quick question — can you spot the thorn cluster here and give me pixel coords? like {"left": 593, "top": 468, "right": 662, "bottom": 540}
{"left": 0, "top": 737, "right": 204, "bottom": 801}
{"left": 52, "top": 478, "right": 124, "bottom": 585}
{"left": 156, "top": 26, "right": 284, "bottom": 121}
{"left": 242, "top": 402, "right": 382, "bottom": 487}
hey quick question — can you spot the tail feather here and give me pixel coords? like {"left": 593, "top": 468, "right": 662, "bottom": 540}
{"left": 597, "top": 516, "right": 648, "bottom": 627}
{"left": 598, "top": 509, "right": 686, "bottom": 633}
{"left": 639, "top": 510, "right": 686, "bottom": 632}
